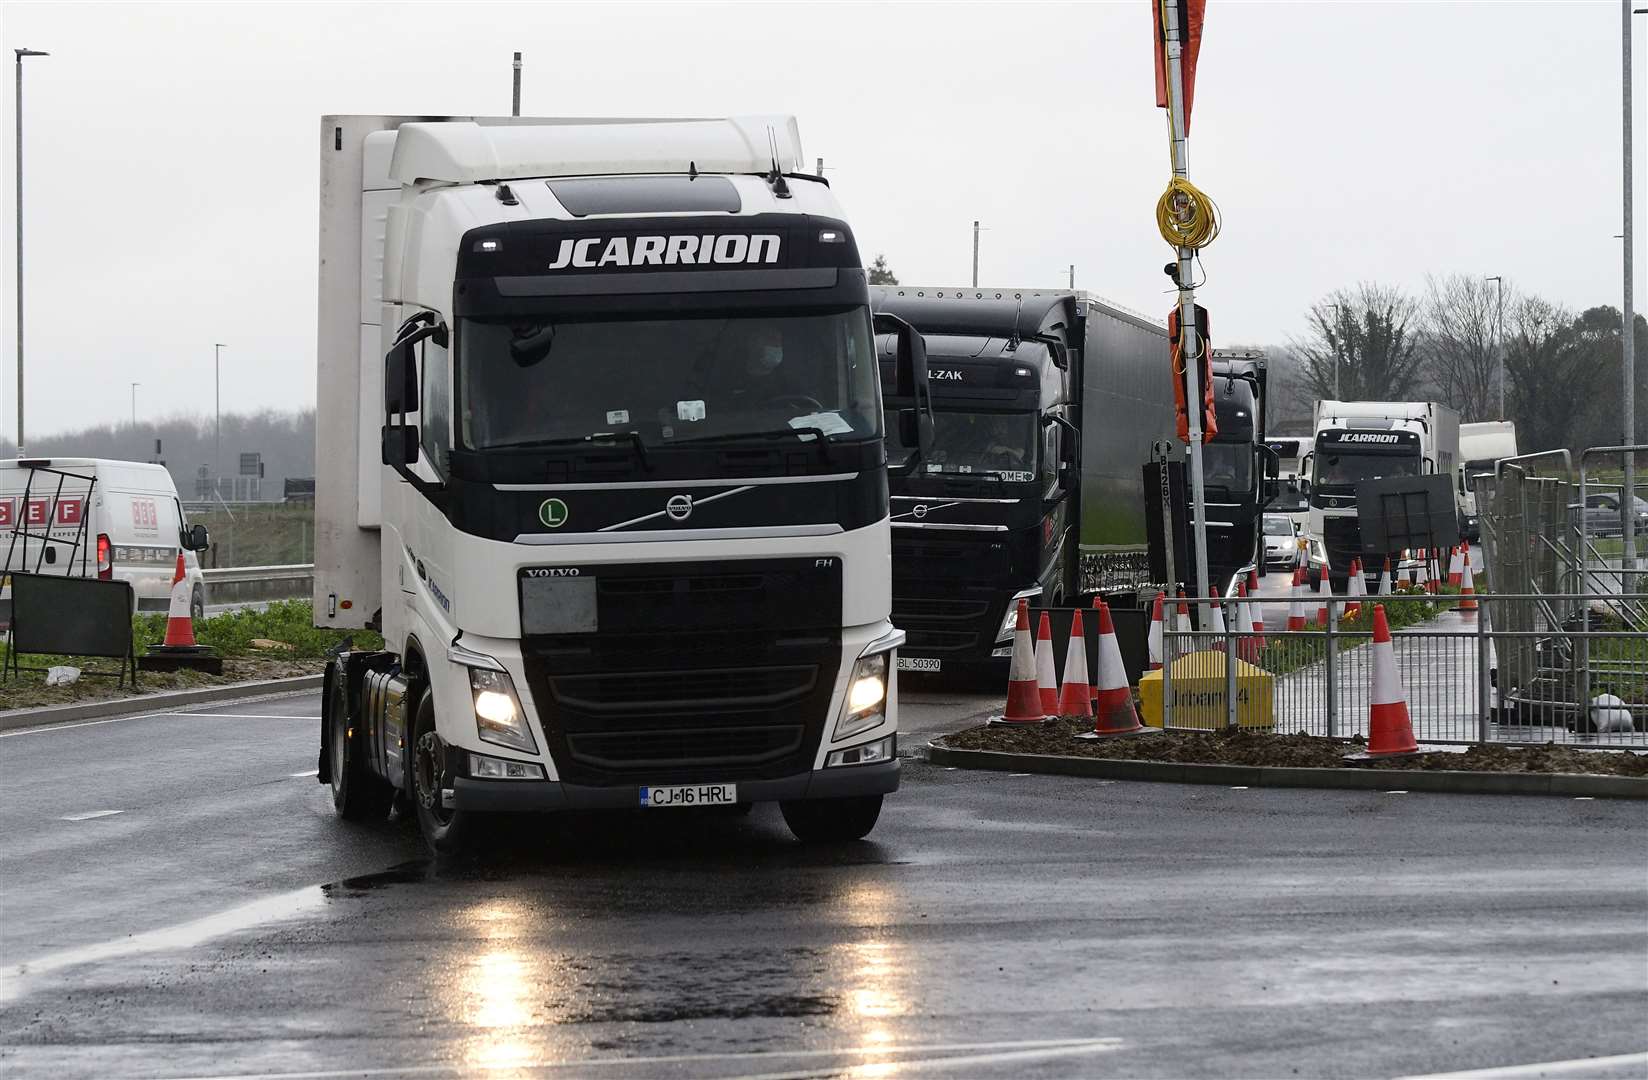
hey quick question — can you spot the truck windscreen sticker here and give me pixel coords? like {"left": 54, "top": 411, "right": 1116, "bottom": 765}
{"left": 546, "top": 234, "right": 781, "bottom": 271}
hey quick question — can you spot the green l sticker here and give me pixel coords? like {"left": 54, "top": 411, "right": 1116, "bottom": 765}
{"left": 539, "top": 498, "right": 569, "bottom": 529}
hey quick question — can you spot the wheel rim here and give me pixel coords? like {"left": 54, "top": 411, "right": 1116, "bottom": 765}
{"left": 414, "top": 728, "right": 453, "bottom": 826}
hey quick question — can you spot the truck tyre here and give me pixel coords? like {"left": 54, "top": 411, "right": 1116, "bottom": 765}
{"left": 780, "top": 795, "right": 882, "bottom": 844}
{"left": 407, "top": 691, "right": 470, "bottom": 854}
{"left": 327, "top": 667, "right": 393, "bottom": 820}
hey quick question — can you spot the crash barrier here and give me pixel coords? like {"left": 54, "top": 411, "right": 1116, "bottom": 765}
{"left": 1159, "top": 592, "right": 1648, "bottom": 747}
{"left": 200, "top": 563, "right": 314, "bottom": 606}
{"left": 1, "top": 573, "right": 138, "bottom": 687}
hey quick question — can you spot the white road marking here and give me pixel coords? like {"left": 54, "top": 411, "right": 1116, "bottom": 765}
{"left": 1387, "top": 790, "right": 1408, "bottom": 795}
{"left": 1, "top": 885, "right": 327, "bottom": 1004}
{"left": 1008, "top": 772, "right": 1031, "bottom": 777}
{"left": 1398, "top": 1050, "right": 1648, "bottom": 1079}
{"left": 1574, "top": 796, "right": 1595, "bottom": 801}
{"left": 0, "top": 708, "right": 319, "bottom": 738}
{"left": 1230, "top": 785, "right": 1249, "bottom": 790}
{"left": 59, "top": 810, "right": 123, "bottom": 822}
{"left": 158, "top": 1038, "right": 1125, "bottom": 1080}
{"left": 289, "top": 769, "right": 319, "bottom": 778}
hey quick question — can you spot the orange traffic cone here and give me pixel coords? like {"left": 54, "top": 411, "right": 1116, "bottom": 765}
{"left": 162, "top": 554, "right": 197, "bottom": 647}
{"left": 1056, "top": 609, "right": 1093, "bottom": 719}
{"left": 1035, "top": 611, "right": 1060, "bottom": 715}
{"left": 1146, "top": 591, "right": 1165, "bottom": 671}
{"left": 1205, "top": 590, "right": 1228, "bottom": 650}
{"left": 1080, "top": 600, "right": 1145, "bottom": 737}
{"left": 1352, "top": 604, "right": 1419, "bottom": 758}
{"left": 139, "top": 553, "right": 222, "bottom": 674}
{"left": 1234, "top": 582, "right": 1261, "bottom": 662}
{"left": 1247, "top": 569, "right": 1265, "bottom": 639}
{"left": 1378, "top": 556, "right": 1394, "bottom": 596}
{"left": 1447, "top": 545, "right": 1464, "bottom": 587}
{"left": 1315, "top": 568, "right": 1332, "bottom": 628}
{"left": 1418, "top": 550, "right": 1435, "bottom": 594}
{"left": 1175, "top": 589, "right": 1192, "bottom": 659}
{"left": 1286, "top": 567, "right": 1308, "bottom": 631}
{"left": 995, "top": 598, "right": 1045, "bottom": 725}
{"left": 1345, "top": 558, "right": 1365, "bottom": 620}
{"left": 1458, "top": 557, "right": 1478, "bottom": 612}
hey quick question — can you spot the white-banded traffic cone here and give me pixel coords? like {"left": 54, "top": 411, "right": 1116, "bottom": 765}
{"left": 1413, "top": 553, "right": 1429, "bottom": 594}
{"left": 1447, "top": 545, "right": 1464, "bottom": 587}
{"left": 1355, "top": 604, "right": 1419, "bottom": 757}
{"left": 161, "top": 554, "right": 197, "bottom": 647}
{"left": 996, "top": 598, "right": 1045, "bottom": 724}
{"left": 1175, "top": 590, "right": 1192, "bottom": 659}
{"left": 1345, "top": 558, "right": 1365, "bottom": 620}
{"left": 1234, "top": 582, "right": 1260, "bottom": 662}
{"left": 1146, "top": 591, "right": 1165, "bottom": 671}
{"left": 1379, "top": 556, "right": 1394, "bottom": 596}
{"left": 1247, "top": 569, "right": 1265, "bottom": 639}
{"left": 1205, "top": 591, "right": 1228, "bottom": 650}
{"left": 1315, "top": 568, "right": 1332, "bottom": 628}
{"left": 1035, "top": 611, "right": 1060, "bottom": 715}
{"left": 1286, "top": 567, "right": 1308, "bottom": 631}
{"left": 1056, "top": 609, "right": 1093, "bottom": 719}
{"left": 1082, "top": 600, "right": 1145, "bottom": 737}
{"left": 1458, "top": 557, "right": 1478, "bottom": 613}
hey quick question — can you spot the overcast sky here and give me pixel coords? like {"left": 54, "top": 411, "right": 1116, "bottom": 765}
{"left": 2, "top": 0, "right": 1644, "bottom": 439}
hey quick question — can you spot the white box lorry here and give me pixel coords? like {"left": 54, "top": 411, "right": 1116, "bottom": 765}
{"left": 1457, "top": 420, "right": 1518, "bottom": 540}
{"left": 313, "top": 115, "right": 931, "bottom": 851}
{"left": 1304, "top": 400, "right": 1461, "bottom": 587}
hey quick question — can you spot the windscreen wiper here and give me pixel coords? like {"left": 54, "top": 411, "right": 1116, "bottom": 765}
{"left": 504, "top": 431, "right": 650, "bottom": 470}
{"left": 671, "top": 426, "right": 829, "bottom": 447}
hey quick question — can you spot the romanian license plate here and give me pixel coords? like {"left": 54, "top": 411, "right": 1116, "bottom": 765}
{"left": 639, "top": 783, "right": 738, "bottom": 808}
{"left": 898, "top": 657, "right": 942, "bottom": 673}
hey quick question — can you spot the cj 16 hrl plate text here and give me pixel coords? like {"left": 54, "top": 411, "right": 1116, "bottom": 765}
{"left": 640, "top": 784, "right": 738, "bottom": 808}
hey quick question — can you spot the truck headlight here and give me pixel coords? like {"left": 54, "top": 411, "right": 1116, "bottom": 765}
{"left": 995, "top": 587, "right": 1044, "bottom": 642}
{"left": 470, "top": 667, "right": 537, "bottom": 753}
{"left": 834, "top": 651, "right": 888, "bottom": 742}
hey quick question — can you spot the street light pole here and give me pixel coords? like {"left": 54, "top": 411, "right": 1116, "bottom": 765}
{"left": 214, "top": 343, "right": 225, "bottom": 485}
{"left": 512, "top": 51, "right": 521, "bottom": 117}
{"left": 13, "top": 48, "right": 48, "bottom": 458}
{"left": 1068, "top": 264, "right": 1075, "bottom": 289}
{"left": 130, "top": 382, "right": 139, "bottom": 428}
{"left": 1624, "top": 3, "right": 1643, "bottom": 569}
{"left": 1486, "top": 275, "right": 1504, "bottom": 419}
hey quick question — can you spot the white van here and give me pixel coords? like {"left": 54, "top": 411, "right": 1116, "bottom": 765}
{"left": 0, "top": 458, "right": 211, "bottom": 619}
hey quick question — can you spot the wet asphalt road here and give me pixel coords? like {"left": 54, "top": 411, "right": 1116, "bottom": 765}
{"left": 1, "top": 686, "right": 1645, "bottom": 1080}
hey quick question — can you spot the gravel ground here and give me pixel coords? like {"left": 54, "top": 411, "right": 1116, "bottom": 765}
{"left": 938, "top": 720, "right": 1648, "bottom": 775}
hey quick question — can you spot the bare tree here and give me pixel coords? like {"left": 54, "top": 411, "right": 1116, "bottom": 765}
{"left": 1288, "top": 283, "right": 1427, "bottom": 404}
{"left": 1502, "top": 297, "right": 1603, "bottom": 454}
{"left": 1422, "top": 273, "right": 1504, "bottom": 421}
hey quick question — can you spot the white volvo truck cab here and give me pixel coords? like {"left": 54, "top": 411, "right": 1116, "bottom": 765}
{"left": 314, "top": 115, "right": 932, "bottom": 852}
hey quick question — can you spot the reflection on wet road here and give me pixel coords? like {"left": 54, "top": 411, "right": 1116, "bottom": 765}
{"left": 0, "top": 688, "right": 1643, "bottom": 1079}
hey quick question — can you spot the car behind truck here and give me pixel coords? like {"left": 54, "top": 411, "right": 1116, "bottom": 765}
{"left": 314, "top": 114, "right": 931, "bottom": 851}
{"left": 871, "top": 287, "right": 1180, "bottom": 674}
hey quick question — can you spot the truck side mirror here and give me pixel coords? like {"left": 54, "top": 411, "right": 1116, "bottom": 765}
{"left": 1262, "top": 446, "right": 1280, "bottom": 478}
{"left": 384, "top": 339, "right": 420, "bottom": 414}
{"left": 382, "top": 423, "right": 419, "bottom": 467}
{"left": 875, "top": 312, "right": 934, "bottom": 469}
{"left": 179, "top": 524, "right": 210, "bottom": 551}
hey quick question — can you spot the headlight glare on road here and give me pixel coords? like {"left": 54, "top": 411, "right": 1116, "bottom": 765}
{"left": 835, "top": 652, "right": 889, "bottom": 741}
{"left": 470, "top": 666, "right": 537, "bottom": 753}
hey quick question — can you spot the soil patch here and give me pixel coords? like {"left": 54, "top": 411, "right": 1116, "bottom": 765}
{"left": 937, "top": 720, "right": 1648, "bottom": 777}
{"left": 0, "top": 657, "right": 321, "bottom": 711}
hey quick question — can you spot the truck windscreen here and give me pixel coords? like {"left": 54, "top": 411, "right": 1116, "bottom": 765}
{"left": 1201, "top": 442, "right": 1252, "bottom": 494}
{"left": 459, "top": 310, "right": 881, "bottom": 450}
{"left": 1316, "top": 449, "right": 1421, "bottom": 487}
{"left": 885, "top": 410, "right": 1037, "bottom": 480}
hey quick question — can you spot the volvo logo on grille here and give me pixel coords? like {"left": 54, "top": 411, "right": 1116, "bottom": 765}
{"left": 912, "top": 504, "right": 929, "bottom": 519}
{"left": 666, "top": 494, "right": 693, "bottom": 521}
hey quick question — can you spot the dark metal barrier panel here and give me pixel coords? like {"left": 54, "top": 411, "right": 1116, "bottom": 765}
{"left": 3, "top": 573, "right": 137, "bottom": 687}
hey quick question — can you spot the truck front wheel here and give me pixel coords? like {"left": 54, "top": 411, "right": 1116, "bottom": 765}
{"left": 780, "top": 795, "right": 883, "bottom": 844}
{"left": 407, "top": 692, "right": 470, "bottom": 854}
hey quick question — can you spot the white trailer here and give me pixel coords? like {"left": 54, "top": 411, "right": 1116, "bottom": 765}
{"left": 1303, "top": 400, "right": 1461, "bottom": 585}
{"left": 1457, "top": 421, "right": 1518, "bottom": 539}
{"left": 314, "top": 115, "right": 931, "bottom": 851}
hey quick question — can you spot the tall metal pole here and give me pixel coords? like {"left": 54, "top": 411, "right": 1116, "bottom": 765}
{"left": 511, "top": 52, "right": 521, "bottom": 117}
{"left": 14, "top": 49, "right": 47, "bottom": 457}
{"left": 972, "top": 221, "right": 980, "bottom": 288}
{"left": 1624, "top": 2, "right": 1638, "bottom": 569}
{"left": 1069, "top": 264, "right": 1075, "bottom": 289}
{"left": 130, "top": 382, "right": 138, "bottom": 428}
{"left": 1486, "top": 275, "right": 1504, "bottom": 419}
{"left": 1162, "top": 0, "right": 1212, "bottom": 603}
{"left": 214, "top": 343, "right": 224, "bottom": 484}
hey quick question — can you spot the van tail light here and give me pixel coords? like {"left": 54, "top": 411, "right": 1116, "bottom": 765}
{"left": 97, "top": 533, "right": 112, "bottom": 579}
